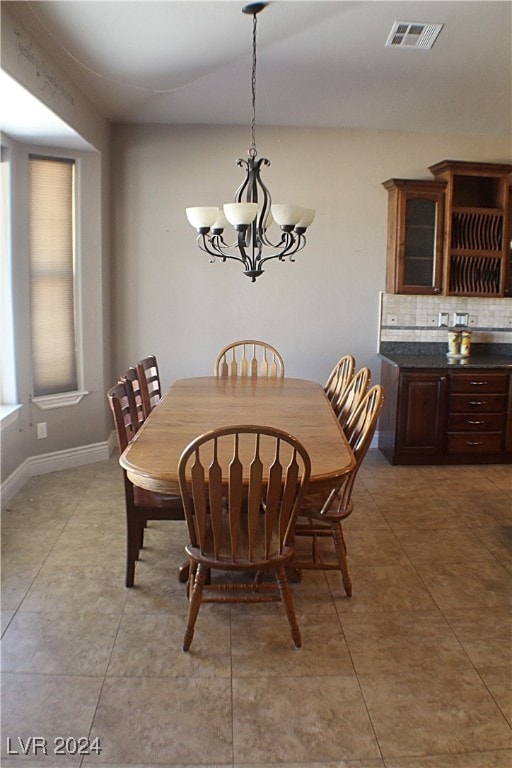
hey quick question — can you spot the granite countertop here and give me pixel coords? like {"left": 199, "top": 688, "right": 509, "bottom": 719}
{"left": 379, "top": 343, "right": 512, "bottom": 370}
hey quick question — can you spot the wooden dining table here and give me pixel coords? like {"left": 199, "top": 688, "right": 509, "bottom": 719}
{"left": 120, "top": 376, "right": 356, "bottom": 495}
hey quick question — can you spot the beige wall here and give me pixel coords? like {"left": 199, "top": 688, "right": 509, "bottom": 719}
{"left": 1, "top": 4, "right": 112, "bottom": 483}
{"left": 111, "top": 123, "right": 510, "bottom": 389}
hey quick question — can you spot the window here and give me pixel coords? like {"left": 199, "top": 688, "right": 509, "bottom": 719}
{"left": 1, "top": 145, "right": 18, "bottom": 413}
{"left": 29, "top": 155, "right": 78, "bottom": 397}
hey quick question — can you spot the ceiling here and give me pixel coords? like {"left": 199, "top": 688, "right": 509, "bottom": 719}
{"left": 3, "top": 0, "right": 512, "bottom": 142}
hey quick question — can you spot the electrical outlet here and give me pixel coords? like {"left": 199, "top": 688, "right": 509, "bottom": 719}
{"left": 453, "top": 312, "right": 469, "bottom": 327}
{"left": 37, "top": 422, "right": 47, "bottom": 439}
{"left": 438, "top": 312, "right": 449, "bottom": 327}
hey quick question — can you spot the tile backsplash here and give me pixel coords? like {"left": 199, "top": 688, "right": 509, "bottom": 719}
{"left": 379, "top": 293, "right": 512, "bottom": 347}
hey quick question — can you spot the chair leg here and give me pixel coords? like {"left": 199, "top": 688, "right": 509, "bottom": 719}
{"left": 183, "top": 563, "right": 208, "bottom": 652}
{"left": 125, "top": 515, "right": 140, "bottom": 588}
{"left": 331, "top": 523, "right": 352, "bottom": 597}
{"left": 138, "top": 521, "right": 145, "bottom": 552}
{"left": 275, "top": 565, "right": 302, "bottom": 649}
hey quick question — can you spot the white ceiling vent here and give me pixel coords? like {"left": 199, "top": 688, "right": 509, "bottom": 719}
{"left": 386, "top": 21, "right": 443, "bottom": 50}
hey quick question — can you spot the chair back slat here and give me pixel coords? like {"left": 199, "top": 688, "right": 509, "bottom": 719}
{"left": 346, "top": 384, "right": 385, "bottom": 461}
{"left": 214, "top": 340, "right": 284, "bottom": 379}
{"left": 136, "top": 355, "right": 162, "bottom": 418}
{"left": 107, "top": 380, "right": 138, "bottom": 452}
{"left": 333, "top": 367, "right": 370, "bottom": 426}
{"left": 325, "top": 354, "right": 355, "bottom": 403}
{"left": 190, "top": 453, "right": 207, "bottom": 548}
{"left": 228, "top": 438, "right": 243, "bottom": 559}
{"left": 339, "top": 384, "right": 384, "bottom": 509}
{"left": 122, "top": 366, "right": 145, "bottom": 429}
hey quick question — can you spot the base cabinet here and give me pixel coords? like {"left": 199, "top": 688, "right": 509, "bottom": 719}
{"left": 379, "top": 362, "right": 512, "bottom": 464}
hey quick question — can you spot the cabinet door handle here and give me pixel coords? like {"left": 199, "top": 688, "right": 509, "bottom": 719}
{"left": 467, "top": 419, "right": 484, "bottom": 425}
{"left": 466, "top": 441, "right": 484, "bottom": 446}
{"left": 469, "top": 381, "right": 488, "bottom": 386}
{"left": 469, "top": 401, "right": 485, "bottom": 406}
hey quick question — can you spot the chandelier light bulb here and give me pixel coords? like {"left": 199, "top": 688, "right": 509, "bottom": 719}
{"left": 186, "top": 206, "right": 219, "bottom": 231}
{"left": 271, "top": 204, "right": 304, "bottom": 228}
{"left": 223, "top": 202, "right": 258, "bottom": 228}
{"left": 296, "top": 208, "right": 316, "bottom": 228}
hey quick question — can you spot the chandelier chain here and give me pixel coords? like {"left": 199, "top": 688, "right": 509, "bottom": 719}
{"left": 250, "top": 11, "right": 258, "bottom": 158}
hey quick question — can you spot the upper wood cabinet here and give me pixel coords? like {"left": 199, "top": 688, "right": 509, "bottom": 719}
{"left": 383, "top": 178, "right": 446, "bottom": 295}
{"left": 384, "top": 160, "right": 512, "bottom": 297}
{"left": 429, "top": 160, "right": 512, "bottom": 297}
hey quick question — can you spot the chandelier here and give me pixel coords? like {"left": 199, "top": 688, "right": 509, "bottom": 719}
{"left": 185, "top": 2, "right": 315, "bottom": 282}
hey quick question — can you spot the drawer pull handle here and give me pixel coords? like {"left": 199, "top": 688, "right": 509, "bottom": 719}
{"left": 469, "top": 401, "right": 485, "bottom": 406}
{"left": 467, "top": 441, "right": 484, "bottom": 446}
{"left": 469, "top": 381, "right": 488, "bottom": 386}
{"left": 468, "top": 420, "right": 484, "bottom": 425}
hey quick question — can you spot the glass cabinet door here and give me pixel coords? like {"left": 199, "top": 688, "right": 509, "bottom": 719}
{"left": 383, "top": 179, "right": 446, "bottom": 295}
{"left": 402, "top": 196, "right": 439, "bottom": 288}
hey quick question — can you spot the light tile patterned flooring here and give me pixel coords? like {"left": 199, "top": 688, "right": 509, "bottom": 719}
{"left": 1, "top": 450, "right": 511, "bottom": 767}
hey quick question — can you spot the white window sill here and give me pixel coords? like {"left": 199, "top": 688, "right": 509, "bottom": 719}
{"left": 32, "top": 390, "right": 89, "bottom": 410}
{"left": 1, "top": 404, "right": 22, "bottom": 429}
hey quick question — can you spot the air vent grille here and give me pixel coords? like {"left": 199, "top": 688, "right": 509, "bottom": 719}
{"left": 386, "top": 21, "right": 443, "bottom": 50}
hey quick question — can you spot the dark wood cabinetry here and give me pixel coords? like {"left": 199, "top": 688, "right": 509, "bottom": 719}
{"left": 383, "top": 179, "right": 445, "bottom": 294}
{"left": 379, "top": 360, "right": 512, "bottom": 464}
{"left": 384, "top": 160, "right": 512, "bottom": 297}
{"left": 429, "top": 160, "right": 512, "bottom": 296}
{"left": 447, "top": 372, "right": 509, "bottom": 456}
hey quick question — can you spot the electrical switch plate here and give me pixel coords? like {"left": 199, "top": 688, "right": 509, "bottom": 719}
{"left": 438, "top": 312, "right": 449, "bottom": 327}
{"left": 453, "top": 312, "right": 469, "bottom": 327}
{"left": 37, "top": 422, "right": 47, "bottom": 439}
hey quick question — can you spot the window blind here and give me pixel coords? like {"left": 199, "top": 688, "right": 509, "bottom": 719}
{"left": 29, "top": 156, "right": 78, "bottom": 396}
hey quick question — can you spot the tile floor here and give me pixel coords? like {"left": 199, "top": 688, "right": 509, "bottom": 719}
{"left": 1, "top": 450, "right": 511, "bottom": 768}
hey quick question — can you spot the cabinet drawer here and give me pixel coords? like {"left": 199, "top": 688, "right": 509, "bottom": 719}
{"left": 448, "top": 413, "right": 505, "bottom": 432}
{"left": 450, "top": 373, "right": 509, "bottom": 394}
{"left": 447, "top": 433, "right": 504, "bottom": 454}
{"left": 449, "top": 393, "right": 506, "bottom": 413}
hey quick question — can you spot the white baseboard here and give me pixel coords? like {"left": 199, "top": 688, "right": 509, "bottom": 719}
{"left": 1, "top": 434, "right": 116, "bottom": 507}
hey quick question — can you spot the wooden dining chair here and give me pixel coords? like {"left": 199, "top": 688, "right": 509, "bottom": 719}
{"left": 178, "top": 424, "right": 311, "bottom": 651}
{"left": 324, "top": 354, "right": 355, "bottom": 405}
{"left": 136, "top": 354, "right": 162, "bottom": 418}
{"left": 332, "top": 366, "right": 371, "bottom": 428}
{"left": 214, "top": 340, "right": 284, "bottom": 378}
{"left": 107, "top": 380, "right": 184, "bottom": 587}
{"left": 293, "top": 384, "right": 384, "bottom": 596}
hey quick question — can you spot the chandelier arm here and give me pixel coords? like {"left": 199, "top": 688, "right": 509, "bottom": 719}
{"left": 257, "top": 232, "right": 306, "bottom": 267}
{"left": 197, "top": 235, "right": 246, "bottom": 265}
{"left": 259, "top": 230, "right": 287, "bottom": 249}
{"left": 237, "top": 230, "right": 255, "bottom": 271}
{"left": 278, "top": 232, "right": 307, "bottom": 261}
